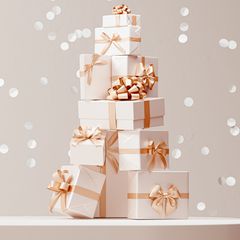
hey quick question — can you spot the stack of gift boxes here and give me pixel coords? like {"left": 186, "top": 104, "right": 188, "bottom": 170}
{"left": 48, "top": 5, "right": 189, "bottom": 219}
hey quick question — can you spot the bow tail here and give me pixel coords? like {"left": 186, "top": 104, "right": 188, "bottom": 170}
{"left": 49, "top": 192, "right": 62, "bottom": 212}
{"left": 159, "top": 153, "right": 168, "bottom": 169}
{"left": 112, "top": 41, "right": 126, "bottom": 54}
{"left": 147, "top": 153, "right": 156, "bottom": 171}
{"left": 87, "top": 68, "right": 93, "bottom": 85}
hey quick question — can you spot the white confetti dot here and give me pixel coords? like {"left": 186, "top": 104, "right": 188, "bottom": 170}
{"left": 60, "top": 42, "right": 69, "bottom": 51}
{"left": 178, "top": 34, "right": 188, "bottom": 44}
{"left": 172, "top": 148, "right": 182, "bottom": 159}
{"left": 9, "top": 88, "right": 19, "bottom": 98}
{"left": 68, "top": 32, "right": 77, "bottom": 43}
{"left": 179, "top": 22, "right": 189, "bottom": 32}
{"left": 34, "top": 21, "right": 43, "bottom": 31}
{"left": 27, "top": 139, "right": 37, "bottom": 149}
{"left": 201, "top": 146, "right": 210, "bottom": 156}
{"left": 219, "top": 38, "right": 229, "bottom": 48}
{"left": 0, "top": 78, "right": 5, "bottom": 87}
{"left": 228, "top": 40, "right": 237, "bottom": 50}
{"left": 227, "top": 118, "right": 236, "bottom": 127}
{"left": 0, "top": 144, "right": 9, "bottom": 154}
{"left": 176, "top": 135, "right": 184, "bottom": 144}
{"left": 197, "top": 202, "right": 206, "bottom": 211}
{"left": 26, "top": 158, "right": 36, "bottom": 168}
{"left": 24, "top": 121, "right": 33, "bottom": 130}
{"left": 75, "top": 29, "right": 82, "bottom": 39}
{"left": 226, "top": 176, "right": 236, "bottom": 187}
{"left": 184, "top": 97, "right": 194, "bottom": 107}
{"left": 48, "top": 32, "right": 56, "bottom": 41}
{"left": 230, "top": 126, "right": 240, "bottom": 136}
{"left": 52, "top": 5, "right": 61, "bottom": 15}
{"left": 229, "top": 85, "right": 237, "bottom": 93}
{"left": 180, "top": 7, "right": 189, "bottom": 17}
{"left": 40, "top": 77, "right": 48, "bottom": 86}
{"left": 46, "top": 11, "right": 55, "bottom": 21}
{"left": 82, "top": 28, "right": 91, "bottom": 38}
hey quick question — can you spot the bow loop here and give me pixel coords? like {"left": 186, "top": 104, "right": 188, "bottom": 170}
{"left": 112, "top": 4, "right": 131, "bottom": 14}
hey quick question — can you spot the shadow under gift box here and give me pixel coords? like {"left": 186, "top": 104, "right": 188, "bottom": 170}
{"left": 78, "top": 98, "right": 165, "bottom": 130}
{"left": 128, "top": 171, "right": 189, "bottom": 219}
{"left": 102, "top": 14, "right": 141, "bottom": 27}
{"left": 49, "top": 165, "right": 105, "bottom": 219}
{"left": 94, "top": 26, "right": 141, "bottom": 56}
{"left": 118, "top": 129, "right": 169, "bottom": 171}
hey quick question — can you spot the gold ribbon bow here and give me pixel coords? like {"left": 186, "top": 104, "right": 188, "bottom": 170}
{"left": 71, "top": 126, "right": 104, "bottom": 146}
{"left": 48, "top": 170, "right": 72, "bottom": 212}
{"left": 107, "top": 76, "right": 147, "bottom": 100}
{"left": 147, "top": 141, "right": 169, "bottom": 170}
{"left": 112, "top": 4, "right": 131, "bottom": 14}
{"left": 149, "top": 185, "right": 181, "bottom": 217}
{"left": 80, "top": 54, "right": 107, "bottom": 85}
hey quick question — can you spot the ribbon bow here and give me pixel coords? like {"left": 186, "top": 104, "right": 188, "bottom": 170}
{"left": 112, "top": 4, "right": 131, "bottom": 14}
{"left": 147, "top": 141, "right": 169, "bottom": 170}
{"left": 48, "top": 170, "right": 72, "bottom": 212}
{"left": 80, "top": 54, "right": 107, "bottom": 85}
{"left": 107, "top": 76, "right": 147, "bottom": 100}
{"left": 71, "top": 126, "right": 104, "bottom": 146}
{"left": 149, "top": 185, "right": 181, "bottom": 217}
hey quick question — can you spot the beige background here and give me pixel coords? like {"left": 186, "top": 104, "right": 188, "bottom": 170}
{"left": 0, "top": 0, "right": 239, "bottom": 217}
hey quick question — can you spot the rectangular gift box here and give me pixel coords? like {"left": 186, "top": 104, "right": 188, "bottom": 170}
{"left": 112, "top": 55, "right": 159, "bottom": 97}
{"left": 128, "top": 171, "right": 189, "bottom": 219}
{"left": 118, "top": 129, "right": 169, "bottom": 171}
{"left": 95, "top": 26, "right": 141, "bottom": 56}
{"left": 78, "top": 97, "right": 165, "bottom": 130}
{"left": 79, "top": 54, "right": 111, "bottom": 100}
{"left": 48, "top": 165, "right": 106, "bottom": 218}
{"left": 102, "top": 14, "right": 141, "bottom": 27}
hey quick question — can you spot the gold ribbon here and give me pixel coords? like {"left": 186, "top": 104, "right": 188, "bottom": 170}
{"left": 71, "top": 126, "right": 104, "bottom": 146}
{"left": 108, "top": 101, "right": 117, "bottom": 129}
{"left": 80, "top": 54, "right": 107, "bottom": 85}
{"left": 48, "top": 170, "right": 100, "bottom": 212}
{"left": 112, "top": 4, "right": 131, "bottom": 14}
{"left": 107, "top": 76, "right": 147, "bottom": 100}
{"left": 144, "top": 100, "right": 150, "bottom": 128}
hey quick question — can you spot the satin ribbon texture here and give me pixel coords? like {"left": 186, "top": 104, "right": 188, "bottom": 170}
{"left": 112, "top": 4, "right": 131, "bottom": 14}
{"left": 149, "top": 185, "right": 181, "bottom": 217}
{"left": 107, "top": 76, "right": 147, "bottom": 100}
{"left": 147, "top": 141, "right": 169, "bottom": 170}
{"left": 48, "top": 170, "right": 72, "bottom": 212}
{"left": 71, "top": 126, "right": 104, "bottom": 146}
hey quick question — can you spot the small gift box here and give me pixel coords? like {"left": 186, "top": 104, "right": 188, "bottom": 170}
{"left": 103, "top": 14, "right": 141, "bottom": 27}
{"left": 95, "top": 26, "right": 141, "bottom": 56}
{"left": 128, "top": 171, "right": 189, "bottom": 219}
{"left": 47, "top": 165, "right": 105, "bottom": 218}
{"left": 118, "top": 129, "right": 169, "bottom": 171}
{"left": 112, "top": 56, "right": 159, "bottom": 97}
{"left": 79, "top": 54, "right": 111, "bottom": 100}
{"left": 78, "top": 97, "right": 165, "bottom": 130}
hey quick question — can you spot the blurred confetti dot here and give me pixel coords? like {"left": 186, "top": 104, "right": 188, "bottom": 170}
{"left": 179, "top": 22, "right": 189, "bottom": 32}
{"left": 34, "top": 21, "right": 43, "bottom": 31}
{"left": 71, "top": 86, "right": 79, "bottom": 94}
{"left": 9, "top": 88, "right": 19, "bottom": 98}
{"left": 172, "top": 148, "right": 182, "bottom": 159}
{"left": 0, "top": 144, "right": 9, "bottom": 154}
{"left": 82, "top": 28, "right": 91, "bottom": 38}
{"left": 219, "top": 38, "right": 229, "bottom": 48}
{"left": 197, "top": 202, "right": 206, "bottom": 211}
{"left": 180, "top": 7, "right": 189, "bottom": 17}
{"left": 218, "top": 177, "right": 226, "bottom": 185}
{"left": 27, "top": 139, "right": 37, "bottom": 149}
{"left": 48, "top": 32, "right": 56, "bottom": 41}
{"left": 60, "top": 42, "right": 69, "bottom": 51}
{"left": 230, "top": 126, "right": 240, "bottom": 136}
{"left": 24, "top": 121, "right": 33, "bottom": 130}
{"left": 228, "top": 85, "right": 237, "bottom": 93}
{"left": 184, "top": 97, "right": 194, "bottom": 107}
{"left": 176, "top": 135, "right": 184, "bottom": 144}
{"left": 75, "top": 29, "right": 82, "bottom": 38}
{"left": 178, "top": 34, "right": 188, "bottom": 44}
{"left": 201, "top": 146, "right": 210, "bottom": 156}
{"left": 0, "top": 78, "right": 5, "bottom": 87}
{"left": 26, "top": 158, "right": 36, "bottom": 168}
{"left": 76, "top": 69, "right": 80, "bottom": 78}
{"left": 52, "top": 5, "right": 61, "bottom": 15}
{"left": 225, "top": 176, "right": 236, "bottom": 186}
{"left": 227, "top": 118, "right": 236, "bottom": 127}
{"left": 228, "top": 40, "right": 237, "bottom": 50}
{"left": 68, "top": 150, "right": 71, "bottom": 157}
{"left": 40, "top": 77, "right": 48, "bottom": 86}
{"left": 46, "top": 11, "right": 55, "bottom": 21}
{"left": 68, "top": 32, "right": 77, "bottom": 43}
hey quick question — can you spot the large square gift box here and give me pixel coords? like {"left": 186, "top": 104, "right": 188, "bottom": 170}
{"left": 118, "top": 129, "right": 169, "bottom": 171}
{"left": 79, "top": 54, "right": 112, "bottom": 100}
{"left": 128, "top": 171, "right": 189, "bottom": 219}
{"left": 78, "top": 98, "right": 165, "bottom": 130}
{"left": 95, "top": 26, "right": 141, "bottom": 56}
{"left": 48, "top": 165, "right": 105, "bottom": 218}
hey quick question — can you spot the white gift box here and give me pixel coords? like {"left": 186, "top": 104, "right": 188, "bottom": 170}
{"left": 128, "top": 171, "right": 189, "bottom": 219}
{"left": 79, "top": 54, "right": 111, "bottom": 100}
{"left": 78, "top": 98, "right": 165, "bottom": 130}
{"left": 112, "top": 55, "right": 159, "bottom": 97}
{"left": 95, "top": 26, "right": 141, "bottom": 56}
{"left": 102, "top": 14, "right": 141, "bottom": 27}
{"left": 118, "top": 129, "right": 169, "bottom": 171}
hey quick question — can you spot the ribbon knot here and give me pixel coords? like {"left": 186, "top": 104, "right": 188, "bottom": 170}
{"left": 149, "top": 185, "right": 181, "bottom": 217}
{"left": 112, "top": 4, "right": 131, "bottom": 14}
{"left": 147, "top": 141, "right": 169, "bottom": 170}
